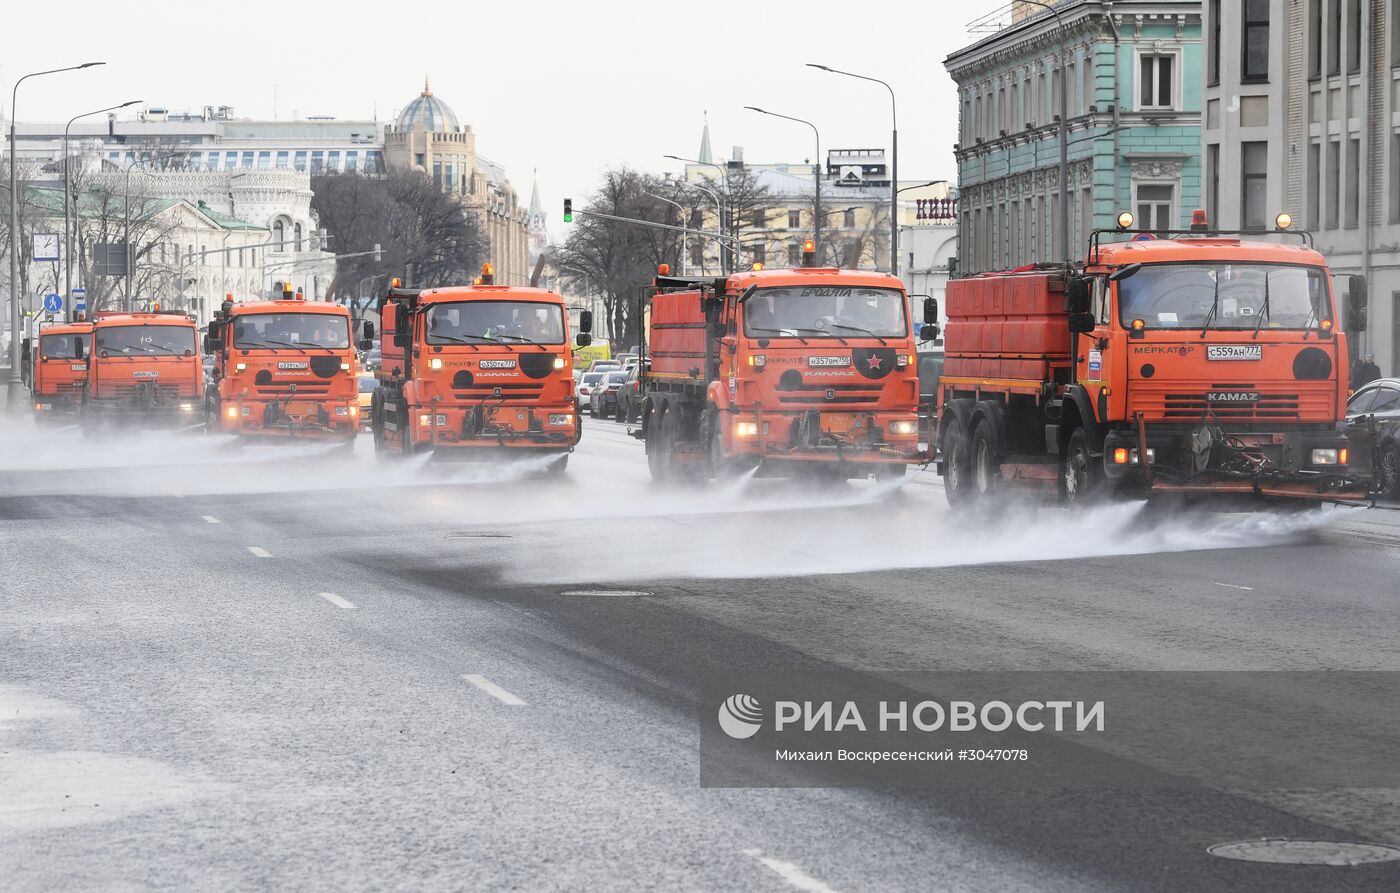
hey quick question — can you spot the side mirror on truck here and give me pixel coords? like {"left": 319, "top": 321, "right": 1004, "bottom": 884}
{"left": 357, "top": 339, "right": 374, "bottom": 351}
{"left": 1065, "top": 276, "right": 1091, "bottom": 314}
{"left": 1068, "top": 313, "right": 1097, "bottom": 334}
{"left": 1348, "top": 275, "right": 1368, "bottom": 332}
{"left": 392, "top": 332, "right": 408, "bottom": 347}
{"left": 362, "top": 321, "right": 375, "bottom": 340}
{"left": 575, "top": 333, "right": 593, "bottom": 348}
{"left": 579, "top": 309, "right": 593, "bottom": 334}
{"left": 919, "top": 324, "right": 941, "bottom": 343}
{"left": 923, "top": 296, "right": 939, "bottom": 326}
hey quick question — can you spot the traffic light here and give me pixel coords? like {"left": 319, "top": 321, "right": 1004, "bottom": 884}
{"left": 563, "top": 198, "right": 573, "bottom": 223}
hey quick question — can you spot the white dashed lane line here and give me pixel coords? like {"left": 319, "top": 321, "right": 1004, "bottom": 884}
{"left": 246, "top": 546, "right": 272, "bottom": 558}
{"left": 462, "top": 674, "right": 528, "bottom": 706}
{"left": 742, "top": 848, "right": 840, "bottom": 893}
{"left": 202, "top": 516, "right": 220, "bottom": 524}
{"left": 1212, "top": 582, "right": 1255, "bottom": 591}
{"left": 316, "top": 592, "right": 356, "bottom": 610}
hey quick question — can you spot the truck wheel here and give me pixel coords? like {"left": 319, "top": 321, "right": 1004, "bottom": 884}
{"left": 1379, "top": 443, "right": 1400, "bottom": 499}
{"left": 970, "top": 421, "right": 1001, "bottom": 498}
{"left": 941, "top": 415, "right": 973, "bottom": 507}
{"left": 1061, "top": 428, "right": 1102, "bottom": 506}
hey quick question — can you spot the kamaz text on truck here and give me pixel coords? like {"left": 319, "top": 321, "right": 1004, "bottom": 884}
{"left": 932, "top": 210, "right": 1368, "bottom": 506}
{"left": 30, "top": 320, "right": 92, "bottom": 419}
{"left": 82, "top": 311, "right": 203, "bottom": 428}
{"left": 370, "top": 266, "right": 586, "bottom": 470}
{"left": 638, "top": 243, "right": 925, "bottom": 483}
{"left": 204, "top": 288, "right": 366, "bottom": 443}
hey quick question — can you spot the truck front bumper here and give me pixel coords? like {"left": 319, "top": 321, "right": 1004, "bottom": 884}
{"left": 732, "top": 408, "right": 926, "bottom": 465}
{"left": 411, "top": 404, "right": 579, "bottom": 451}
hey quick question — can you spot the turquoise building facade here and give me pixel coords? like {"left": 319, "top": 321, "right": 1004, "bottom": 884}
{"left": 946, "top": 1, "right": 1203, "bottom": 274}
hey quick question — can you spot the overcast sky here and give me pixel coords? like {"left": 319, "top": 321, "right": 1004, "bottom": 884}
{"left": 5, "top": 0, "right": 1005, "bottom": 228}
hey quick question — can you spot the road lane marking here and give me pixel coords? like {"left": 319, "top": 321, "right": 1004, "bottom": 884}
{"left": 1212, "top": 582, "right": 1254, "bottom": 591}
{"left": 246, "top": 546, "right": 272, "bottom": 558}
{"left": 317, "top": 592, "right": 356, "bottom": 610}
{"left": 202, "top": 516, "right": 220, "bottom": 524}
{"left": 560, "top": 589, "right": 651, "bottom": 597}
{"left": 742, "top": 849, "right": 840, "bottom": 893}
{"left": 462, "top": 674, "right": 527, "bottom": 706}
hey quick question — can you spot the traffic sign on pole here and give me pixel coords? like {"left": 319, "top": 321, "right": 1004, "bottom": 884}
{"left": 43, "top": 293, "right": 63, "bottom": 314}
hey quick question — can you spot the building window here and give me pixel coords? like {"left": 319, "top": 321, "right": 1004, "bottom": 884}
{"left": 1138, "top": 53, "right": 1175, "bottom": 109}
{"left": 293, "top": 151, "right": 307, "bottom": 172}
{"left": 1309, "top": 141, "right": 1322, "bottom": 228}
{"left": 787, "top": 243, "right": 801, "bottom": 266}
{"left": 241, "top": 151, "right": 255, "bottom": 169}
{"left": 1326, "top": 138, "right": 1341, "bottom": 228}
{"left": 273, "top": 219, "right": 285, "bottom": 247}
{"left": 751, "top": 244, "right": 766, "bottom": 266}
{"left": 1207, "top": 143, "right": 1220, "bottom": 223}
{"left": 294, "top": 223, "right": 304, "bottom": 252}
{"left": 236, "top": 248, "right": 244, "bottom": 268}
{"left": 1346, "top": 136, "right": 1360, "bottom": 227}
{"left": 256, "top": 151, "right": 272, "bottom": 170}
{"left": 275, "top": 150, "right": 289, "bottom": 169}
{"left": 752, "top": 209, "right": 766, "bottom": 228}
{"left": 1208, "top": 0, "right": 1221, "bottom": 85}
{"left": 1393, "top": 0, "right": 1400, "bottom": 69}
{"left": 1328, "top": 0, "right": 1342, "bottom": 75}
{"left": 1241, "top": 142, "right": 1268, "bottom": 230}
{"left": 327, "top": 150, "right": 341, "bottom": 171}
{"left": 843, "top": 209, "right": 856, "bottom": 228}
{"left": 1136, "top": 183, "right": 1175, "bottom": 231}
{"left": 788, "top": 209, "right": 801, "bottom": 228}
{"left": 1309, "top": 0, "right": 1323, "bottom": 78}
{"left": 345, "top": 151, "right": 359, "bottom": 174}
{"left": 1242, "top": 0, "right": 1270, "bottom": 81}
{"left": 310, "top": 151, "right": 324, "bottom": 175}
{"left": 1348, "top": 0, "right": 1362, "bottom": 73}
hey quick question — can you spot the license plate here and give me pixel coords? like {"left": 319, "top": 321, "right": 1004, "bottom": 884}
{"left": 808, "top": 356, "right": 851, "bottom": 368}
{"left": 480, "top": 359, "right": 517, "bottom": 369}
{"left": 1207, "top": 345, "right": 1262, "bottom": 361}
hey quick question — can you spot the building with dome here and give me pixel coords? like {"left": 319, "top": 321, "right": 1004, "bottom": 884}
{"left": 384, "top": 81, "right": 530, "bottom": 286}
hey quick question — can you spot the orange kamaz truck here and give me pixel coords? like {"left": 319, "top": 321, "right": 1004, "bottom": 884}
{"left": 204, "top": 290, "right": 365, "bottom": 443}
{"left": 30, "top": 320, "right": 92, "bottom": 419}
{"left": 638, "top": 244, "right": 925, "bottom": 482}
{"left": 370, "top": 266, "right": 584, "bottom": 469}
{"left": 934, "top": 210, "right": 1369, "bottom": 506}
{"left": 82, "top": 311, "right": 203, "bottom": 427}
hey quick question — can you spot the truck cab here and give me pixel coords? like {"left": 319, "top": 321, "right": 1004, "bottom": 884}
{"left": 31, "top": 321, "right": 92, "bottom": 419}
{"left": 642, "top": 252, "right": 924, "bottom": 482}
{"left": 371, "top": 267, "right": 585, "bottom": 468}
{"left": 204, "top": 291, "right": 364, "bottom": 442}
{"left": 83, "top": 311, "right": 203, "bottom": 427}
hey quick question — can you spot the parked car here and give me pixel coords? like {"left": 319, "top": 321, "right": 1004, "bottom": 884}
{"left": 587, "top": 359, "right": 621, "bottom": 374}
{"left": 615, "top": 363, "right": 647, "bottom": 423}
{"left": 589, "top": 370, "right": 628, "bottom": 418}
{"left": 1343, "top": 376, "right": 1400, "bottom": 498}
{"left": 576, "top": 371, "right": 606, "bottom": 410}
{"left": 357, "top": 373, "right": 377, "bottom": 429}
{"left": 364, "top": 348, "right": 382, "bottom": 372}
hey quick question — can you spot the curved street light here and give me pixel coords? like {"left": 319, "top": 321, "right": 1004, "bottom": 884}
{"left": 64, "top": 100, "right": 141, "bottom": 313}
{"left": 7, "top": 61, "right": 105, "bottom": 409}
{"left": 745, "top": 107, "right": 822, "bottom": 262}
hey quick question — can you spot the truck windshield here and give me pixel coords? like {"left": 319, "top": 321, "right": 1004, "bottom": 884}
{"left": 40, "top": 334, "right": 83, "bottom": 358}
{"left": 233, "top": 313, "right": 350, "bottom": 349}
{"left": 95, "top": 325, "right": 196, "bottom": 356}
{"left": 744, "top": 286, "right": 908, "bottom": 339}
{"left": 426, "top": 301, "right": 565, "bottom": 345}
{"left": 1117, "top": 263, "right": 1330, "bottom": 330}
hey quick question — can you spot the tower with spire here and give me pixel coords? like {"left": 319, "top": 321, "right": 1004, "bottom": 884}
{"left": 527, "top": 171, "right": 548, "bottom": 268}
{"left": 698, "top": 111, "right": 713, "bottom": 165}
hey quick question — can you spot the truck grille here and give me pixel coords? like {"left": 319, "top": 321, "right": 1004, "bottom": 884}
{"left": 1131, "top": 383, "right": 1334, "bottom": 421}
{"left": 776, "top": 383, "right": 884, "bottom": 407}
{"left": 256, "top": 383, "right": 331, "bottom": 396}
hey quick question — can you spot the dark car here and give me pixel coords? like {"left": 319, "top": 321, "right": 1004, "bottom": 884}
{"left": 615, "top": 362, "right": 647, "bottom": 423}
{"left": 916, "top": 350, "right": 945, "bottom": 444}
{"left": 589, "top": 370, "right": 628, "bottom": 418}
{"left": 1343, "top": 377, "right": 1400, "bottom": 498}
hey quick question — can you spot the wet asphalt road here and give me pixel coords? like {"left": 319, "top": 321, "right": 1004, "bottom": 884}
{"left": 3, "top": 414, "right": 1400, "bottom": 891}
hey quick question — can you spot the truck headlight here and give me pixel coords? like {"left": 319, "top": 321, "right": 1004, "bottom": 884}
{"left": 735, "top": 421, "right": 759, "bottom": 438}
{"left": 1311, "top": 448, "right": 1345, "bottom": 465}
{"left": 340, "top": 362, "right": 350, "bottom": 371}
{"left": 225, "top": 405, "right": 239, "bottom": 419}
{"left": 748, "top": 354, "right": 766, "bottom": 368}
{"left": 419, "top": 413, "right": 432, "bottom": 426}
{"left": 349, "top": 405, "right": 359, "bottom": 417}
{"left": 888, "top": 419, "right": 918, "bottom": 436}
{"left": 548, "top": 413, "right": 573, "bottom": 426}
{"left": 429, "top": 358, "right": 443, "bottom": 370}
{"left": 1129, "top": 448, "right": 1155, "bottom": 464}
{"left": 235, "top": 363, "right": 247, "bottom": 371}
{"left": 897, "top": 353, "right": 912, "bottom": 368}
{"left": 553, "top": 357, "right": 566, "bottom": 370}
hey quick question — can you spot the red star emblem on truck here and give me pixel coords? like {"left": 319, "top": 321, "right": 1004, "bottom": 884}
{"left": 867, "top": 355, "right": 883, "bottom": 370}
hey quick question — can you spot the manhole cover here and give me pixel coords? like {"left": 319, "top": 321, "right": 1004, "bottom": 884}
{"left": 559, "top": 590, "right": 651, "bottom": 597}
{"left": 1207, "top": 839, "right": 1400, "bottom": 866}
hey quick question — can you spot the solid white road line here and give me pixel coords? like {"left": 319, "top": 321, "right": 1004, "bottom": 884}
{"left": 462, "top": 674, "right": 527, "bottom": 706}
{"left": 742, "top": 849, "right": 840, "bottom": 893}
{"left": 202, "top": 516, "right": 220, "bottom": 524}
{"left": 1212, "top": 581, "right": 1255, "bottom": 591}
{"left": 317, "top": 592, "right": 356, "bottom": 610}
{"left": 246, "top": 546, "right": 272, "bottom": 558}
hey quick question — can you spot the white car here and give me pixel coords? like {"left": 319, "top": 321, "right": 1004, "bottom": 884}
{"left": 576, "top": 371, "right": 606, "bottom": 409}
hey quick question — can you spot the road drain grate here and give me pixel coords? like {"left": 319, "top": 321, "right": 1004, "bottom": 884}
{"left": 560, "top": 590, "right": 651, "bottom": 597}
{"left": 1207, "top": 839, "right": 1400, "bottom": 866}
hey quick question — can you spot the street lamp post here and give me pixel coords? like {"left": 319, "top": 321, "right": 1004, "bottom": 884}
{"left": 664, "top": 154, "right": 731, "bottom": 273}
{"left": 7, "top": 61, "right": 105, "bottom": 409}
{"left": 64, "top": 100, "right": 140, "bottom": 318}
{"left": 643, "top": 189, "right": 686, "bottom": 276}
{"left": 744, "top": 107, "right": 821, "bottom": 264}
{"left": 808, "top": 64, "right": 898, "bottom": 276}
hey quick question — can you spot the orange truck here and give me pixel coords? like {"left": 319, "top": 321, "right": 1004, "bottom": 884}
{"left": 370, "top": 266, "right": 585, "bottom": 468}
{"left": 203, "top": 290, "right": 365, "bottom": 442}
{"left": 82, "top": 311, "right": 204, "bottom": 427}
{"left": 30, "top": 320, "right": 92, "bottom": 419}
{"left": 638, "top": 244, "right": 924, "bottom": 482}
{"left": 933, "top": 210, "right": 1369, "bottom": 506}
